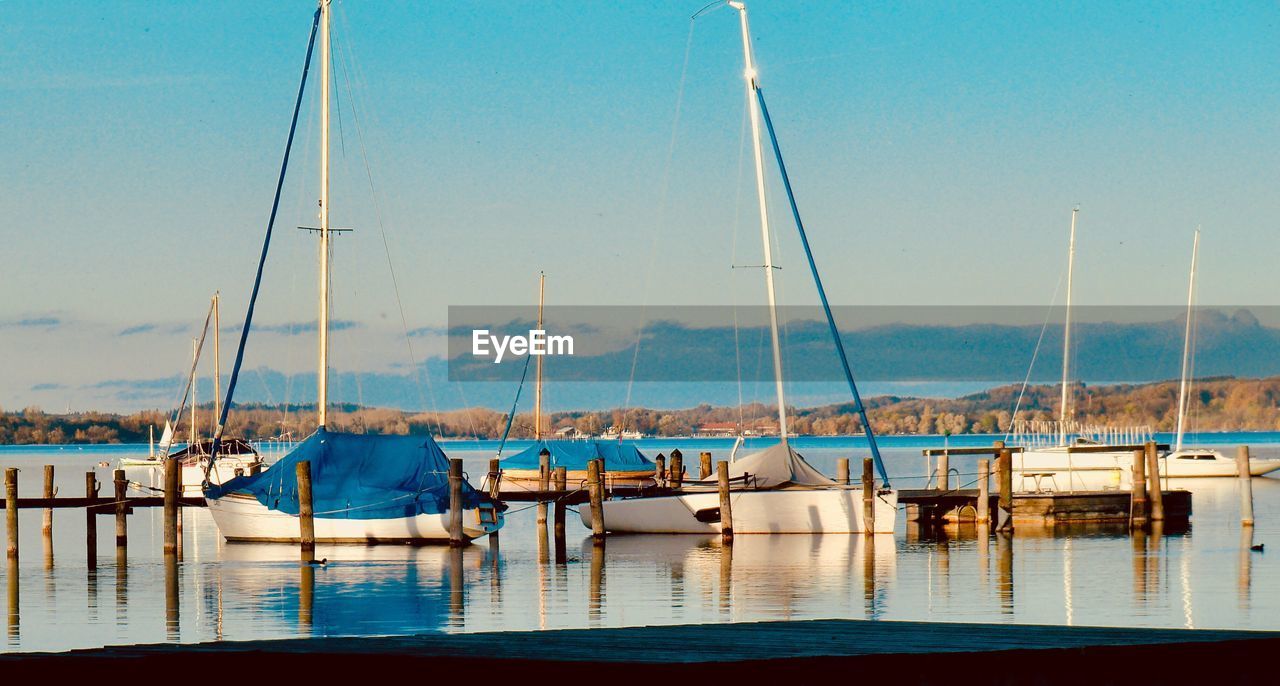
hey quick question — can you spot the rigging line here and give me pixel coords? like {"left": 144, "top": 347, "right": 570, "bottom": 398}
{"left": 332, "top": 14, "right": 446, "bottom": 439}
{"left": 496, "top": 351, "right": 534, "bottom": 457}
{"left": 754, "top": 87, "right": 889, "bottom": 484}
{"left": 209, "top": 8, "right": 321, "bottom": 478}
{"left": 622, "top": 17, "right": 697, "bottom": 427}
{"left": 1005, "top": 269, "right": 1065, "bottom": 441}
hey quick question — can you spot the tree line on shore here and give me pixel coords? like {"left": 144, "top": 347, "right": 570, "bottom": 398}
{"left": 2, "top": 376, "right": 1276, "bottom": 445}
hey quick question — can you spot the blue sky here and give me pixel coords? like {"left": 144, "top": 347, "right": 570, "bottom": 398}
{"left": 2, "top": 1, "right": 1278, "bottom": 411}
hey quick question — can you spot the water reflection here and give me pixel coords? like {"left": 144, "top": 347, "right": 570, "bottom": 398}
{"left": 7, "top": 559, "right": 17, "bottom": 644}
{"left": 1238, "top": 526, "right": 1253, "bottom": 608}
{"left": 164, "top": 554, "right": 178, "bottom": 640}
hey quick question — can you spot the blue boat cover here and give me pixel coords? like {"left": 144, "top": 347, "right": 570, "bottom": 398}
{"left": 503, "top": 439, "right": 654, "bottom": 471}
{"left": 204, "top": 428, "right": 485, "bottom": 519}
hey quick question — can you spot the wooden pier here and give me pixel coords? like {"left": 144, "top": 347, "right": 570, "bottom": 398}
{"left": 4, "top": 618, "right": 1277, "bottom": 682}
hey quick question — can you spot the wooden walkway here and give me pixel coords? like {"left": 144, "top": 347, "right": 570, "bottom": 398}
{"left": 3, "top": 618, "right": 1277, "bottom": 681}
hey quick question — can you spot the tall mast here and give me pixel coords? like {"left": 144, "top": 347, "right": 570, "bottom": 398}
{"left": 1059, "top": 207, "right": 1077, "bottom": 446}
{"left": 534, "top": 272, "right": 545, "bottom": 440}
{"left": 732, "top": 1, "right": 788, "bottom": 442}
{"left": 316, "top": 0, "right": 331, "bottom": 428}
{"left": 191, "top": 337, "right": 199, "bottom": 447}
{"left": 213, "top": 291, "right": 221, "bottom": 434}
{"left": 1174, "top": 227, "right": 1200, "bottom": 451}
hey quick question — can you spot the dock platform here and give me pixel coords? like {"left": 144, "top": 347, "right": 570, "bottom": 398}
{"left": 3, "top": 618, "right": 1275, "bottom": 682}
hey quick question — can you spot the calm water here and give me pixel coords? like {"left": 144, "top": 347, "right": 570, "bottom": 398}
{"left": 1, "top": 434, "right": 1277, "bottom": 653}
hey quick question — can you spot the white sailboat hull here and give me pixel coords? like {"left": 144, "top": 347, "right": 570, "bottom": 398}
{"left": 580, "top": 487, "right": 898, "bottom": 535}
{"left": 1016, "top": 447, "right": 1280, "bottom": 489}
{"left": 206, "top": 491, "right": 500, "bottom": 543}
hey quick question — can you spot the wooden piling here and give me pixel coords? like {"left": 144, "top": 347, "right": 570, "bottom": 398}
{"left": 1145, "top": 441, "right": 1164, "bottom": 522}
{"left": 41, "top": 465, "right": 54, "bottom": 538}
{"left": 1130, "top": 449, "right": 1148, "bottom": 530}
{"left": 937, "top": 452, "right": 950, "bottom": 491}
{"left": 977, "top": 458, "right": 990, "bottom": 526}
{"left": 86, "top": 471, "right": 99, "bottom": 568}
{"left": 113, "top": 469, "right": 127, "bottom": 549}
{"left": 997, "top": 448, "right": 1013, "bottom": 531}
{"left": 553, "top": 465, "right": 567, "bottom": 562}
{"left": 162, "top": 460, "right": 177, "bottom": 556}
{"left": 717, "top": 460, "right": 733, "bottom": 543}
{"left": 699, "top": 451, "right": 713, "bottom": 480}
{"left": 5, "top": 469, "right": 17, "bottom": 560}
{"left": 669, "top": 450, "right": 683, "bottom": 489}
{"left": 487, "top": 456, "right": 501, "bottom": 545}
{"left": 249, "top": 462, "right": 262, "bottom": 476}
{"left": 297, "top": 460, "right": 315, "bottom": 559}
{"left": 42, "top": 464, "right": 54, "bottom": 568}
{"left": 588, "top": 459, "right": 605, "bottom": 540}
{"left": 1237, "top": 445, "right": 1255, "bottom": 526}
{"left": 447, "top": 458, "right": 464, "bottom": 548}
{"left": 487, "top": 457, "right": 501, "bottom": 499}
{"left": 536, "top": 449, "right": 551, "bottom": 528}
{"left": 655, "top": 454, "right": 666, "bottom": 487}
{"left": 862, "top": 457, "right": 875, "bottom": 534}
{"left": 836, "top": 458, "right": 850, "bottom": 485}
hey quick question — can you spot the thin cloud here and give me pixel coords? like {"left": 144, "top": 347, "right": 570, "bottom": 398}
{"left": 221, "top": 320, "right": 361, "bottom": 336}
{"left": 0, "top": 316, "right": 61, "bottom": 329}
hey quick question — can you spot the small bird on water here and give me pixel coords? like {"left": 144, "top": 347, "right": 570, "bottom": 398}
{"left": 305, "top": 558, "right": 329, "bottom": 567}
{"left": 1250, "top": 543, "right": 1264, "bottom": 552}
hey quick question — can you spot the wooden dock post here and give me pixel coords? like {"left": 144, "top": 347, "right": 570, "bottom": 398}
{"left": 862, "top": 457, "right": 875, "bottom": 534}
{"left": 669, "top": 450, "right": 683, "bottom": 489}
{"left": 85, "top": 470, "right": 100, "bottom": 569}
{"left": 487, "top": 457, "right": 501, "bottom": 499}
{"left": 297, "top": 460, "right": 315, "bottom": 560}
{"left": 1237, "top": 445, "right": 1255, "bottom": 526}
{"left": 1130, "top": 449, "right": 1148, "bottom": 530}
{"left": 553, "top": 466, "right": 568, "bottom": 564}
{"left": 5, "top": 469, "right": 17, "bottom": 560}
{"left": 996, "top": 448, "right": 1013, "bottom": 531}
{"left": 41, "top": 465, "right": 53, "bottom": 568}
{"left": 42, "top": 465, "right": 54, "bottom": 554}
{"left": 1145, "top": 441, "right": 1164, "bottom": 522}
{"left": 654, "top": 454, "right": 666, "bottom": 487}
{"left": 113, "top": 469, "right": 127, "bottom": 550}
{"left": 536, "top": 449, "right": 551, "bottom": 528}
{"left": 977, "top": 458, "right": 990, "bottom": 526}
{"left": 717, "top": 460, "right": 733, "bottom": 543}
{"left": 700, "top": 451, "right": 713, "bottom": 480}
{"left": 836, "top": 458, "right": 850, "bottom": 485}
{"left": 486, "top": 456, "right": 501, "bottom": 546}
{"left": 162, "top": 460, "right": 177, "bottom": 556}
{"left": 588, "top": 458, "right": 605, "bottom": 541}
{"left": 447, "top": 458, "right": 464, "bottom": 548}
{"left": 937, "top": 452, "right": 950, "bottom": 491}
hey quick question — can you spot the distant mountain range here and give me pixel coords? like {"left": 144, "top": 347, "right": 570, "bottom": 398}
{"left": 31, "top": 308, "right": 1280, "bottom": 413}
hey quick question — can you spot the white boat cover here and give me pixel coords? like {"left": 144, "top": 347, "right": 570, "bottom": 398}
{"left": 708, "top": 442, "right": 836, "bottom": 488}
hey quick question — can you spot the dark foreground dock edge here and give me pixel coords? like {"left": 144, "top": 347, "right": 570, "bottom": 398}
{"left": 4, "top": 618, "right": 1277, "bottom": 684}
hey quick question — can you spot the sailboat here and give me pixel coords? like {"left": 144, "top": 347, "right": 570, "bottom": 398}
{"left": 1013, "top": 210, "right": 1154, "bottom": 490}
{"left": 1162, "top": 229, "right": 1280, "bottom": 477}
{"left": 118, "top": 295, "right": 263, "bottom": 492}
{"left": 1016, "top": 223, "right": 1280, "bottom": 487}
{"left": 580, "top": 1, "right": 898, "bottom": 535}
{"left": 497, "top": 274, "right": 656, "bottom": 494}
{"left": 203, "top": 1, "right": 503, "bottom": 543}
